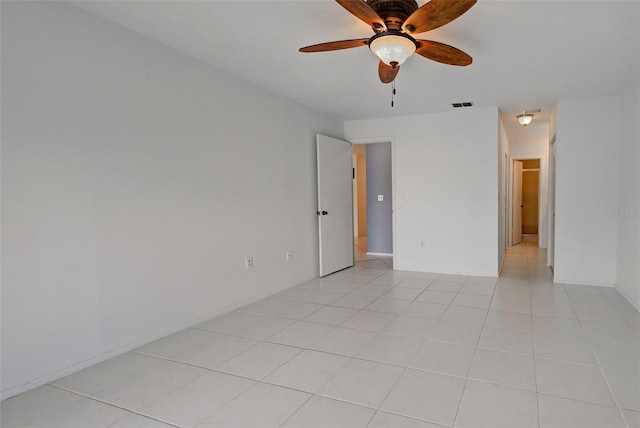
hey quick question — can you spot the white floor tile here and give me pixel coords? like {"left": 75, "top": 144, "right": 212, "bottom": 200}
{"left": 381, "top": 369, "right": 466, "bottom": 426}
{"left": 538, "top": 394, "right": 625, "bottom": 428}
{"left": 267, "top": 320, "right": 335, "bottom": 348}
{"left": 592, "top": 341, "right": 640, "bottom": 372}
{"left": 135, "top": 329, "right": 257, "bottom": 370}
{"left": 196, "top": 383, "right": 310, "bottom": 428}
{"left": 454, "top": 381, "right": 538, "bottom": 428}
{"left": 479, "top": 326, "right": 533, "bottom": 355}
{"left": 429, "top": 321, "right": 483, "bottom": 346}
{"left": 304, "top": 305, "right": 358, "bottom": 326}
{"left": 573, "top": 304, "right": 627, "bottom": 325}
{"left": 331, "top": 294, "right": 378, "bottom": 310}
{"left": 309, "top": 327, "right": 377, "bottom": 357}
{"left": 484, "top": 310, "right": 532, "bottom": 331}
{"left": 282, "top": 395, "right": 375, "bottom": 427}
{"left": 264, "top": 350, "right": 350, "bottom": 393}
{"left": 216, "top": 342, "right": 301, "bottom": 380}
{"left": 440, "top": 306, "right": 488, "bottom": 325}
{"left": 109, "top": 414, "right": 174, "bottom": 427}
{"left": 398, "top": 277, "right": 434, "bottom": 290}
{"left": 409, "top": 340, "right": 475, "bottom": 377}
{"left": 437, "top": 274, "right": 468, "bottom": 284}
{"left": 532, "top": 300, "right": 577, "bottom": 319}
{"left": 274, "top": 288, "right": 346, "bottom": 305}
{"left": 322, "top": 280, "right": 364, "bottom": 293}
{"left": 416, "top": 290, "right": 457, "bottom": 305}
{"left": 402, "top": 301, "right": 448, "bottom": 319}
{"left": 318, "top": 358, "right": 404, "bottom": 408}
{"left": 622, "top": 409, "right": 640, "bottom": 428}
{"left": 383, "top": 286, "right": 424, "bottom": 301}
{"left": 239, "top": 298, "right": 324, "bottom": 319}
{"left": 451, "top": 293, "right": 492, "bottom": 309}
{"left": 603, "top": 368, "right": 640, "bottom": 411}
{"left": 459, "top": 282, "right": 496, "bottom": 296}
{"left": 52, "top": 353, "right": 205, "bottom": 410}
{"left": 468, "top": 348, "right": 536, "bottom": 391}
{"left": 365, "top": 297, "right": 412, "bottom": 314}
{"left": 536, "top": 358, "right": 616, "bottom": 406}
{"left": 534, "top": 334, "right": 598, "bottom": 365}
{"left": 382, "top": 315, "right": 438, "bottom": 339}
{"left": 581, "top": 321, "right": 640, "bottom": 346}
{"left": 0, "top": 385, "right": 129, "bottom": 428}
{"left": 428, "top": 280, "right": 464, "bottom": 293}
{"left": 342, "top": 310, "right": 397, "bottom": 332}
{"left": 138, "top": 371, "right": 255, "bottom": 426}
{"left": 533, "top": 315, "right": 586, "bottom": 341}
{"left": 194, "top": 311, "right": 294, "bottom": 340}
{"left": 351, "top": 284, "right": 394, "bottom": 298}
{"left": 367, "top": 411, "right": 443, "bottom": 427}
{"left": 356, "top": 333, "right": 422, "bottom": 366}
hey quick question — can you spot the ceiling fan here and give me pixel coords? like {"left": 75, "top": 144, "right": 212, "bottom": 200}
{"left": 299, "top": 0, "right": 476, "bottom": 84}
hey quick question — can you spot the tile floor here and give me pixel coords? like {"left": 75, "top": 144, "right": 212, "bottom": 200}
{"left": 2, "top": 237, "right": 640, "bottom": 427}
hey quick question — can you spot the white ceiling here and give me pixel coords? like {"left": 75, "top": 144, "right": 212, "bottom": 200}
{"left": 72, "top": 0, "right": 640, "bottom": 141}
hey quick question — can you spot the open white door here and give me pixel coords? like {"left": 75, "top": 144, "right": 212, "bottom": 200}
{"left": 317, "top": 134, "right": 354, "bottom": 277}
{"left": 513, "top": 160, "right": 523, "bottom": 245}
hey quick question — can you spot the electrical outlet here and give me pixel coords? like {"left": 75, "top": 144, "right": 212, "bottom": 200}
{"left": 286, "top": 251, "right": 293, "bottom": 262}
{"left": 420, "top": 241, "right": 425, "bottom": 248}
{"left": 245, "top": 257, "right": 254, "bottom": 269}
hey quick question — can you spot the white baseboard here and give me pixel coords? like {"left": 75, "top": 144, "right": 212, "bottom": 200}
{"left": 366, "top": 252, "right": 393, "bottom": 257}
{"left": 553, "top": 278, "right": 616, "bottom": 288}
{"left": 395, "top": 266, "right": 499, "bottom": 278}
{"left": 616, "top": 285, "right": 640, "bottom": 312}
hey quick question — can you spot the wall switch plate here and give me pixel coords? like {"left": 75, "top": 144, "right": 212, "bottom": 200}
{"left": 286, "top": 251, "right": 293, "bottom": 261}
{"left": 245, "top": 257, "right": 254, "bottom": 269}
{"left": 378, "top": 194, "right": 384, "bottom": 201}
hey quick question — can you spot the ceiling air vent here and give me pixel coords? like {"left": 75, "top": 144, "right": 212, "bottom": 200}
{"left": 451, "top": 101, "right": 474, "bottom": 108}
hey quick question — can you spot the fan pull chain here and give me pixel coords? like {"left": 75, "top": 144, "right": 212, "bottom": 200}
{"left": 391, "top": 80, "right": 396, "bottom": 108}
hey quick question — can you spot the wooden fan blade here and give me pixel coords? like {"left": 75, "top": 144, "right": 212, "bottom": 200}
{"left": 378, "top": 61, "right": 399, "bottom": 84}
{"left": 299, "top": 38, "right": 369, "bottom": 53}
{"left": 403, "top": 0, "right": 476, "bottom": 34}
{"left": 336, "top": 0, "right": 386, "bottom": 31}
{"left": 415, "top": 40, "right": 472, "bottom": 66}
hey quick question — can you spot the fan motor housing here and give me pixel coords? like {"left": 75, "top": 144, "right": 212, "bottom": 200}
{"left": 367, "top": 0, "right": 419, "bottom": 29}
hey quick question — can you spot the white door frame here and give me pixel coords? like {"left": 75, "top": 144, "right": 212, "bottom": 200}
{"left": 348, "top": 136, "right": 397, "bottom": 269}
{"left": 509, "top": 157, "right": 543, "bottom": 247}
{"left": 512, "top": 160, "right": 524, "bottom": 245}
{"left": 548, "top": 135, "right": 557, "bottom": 269}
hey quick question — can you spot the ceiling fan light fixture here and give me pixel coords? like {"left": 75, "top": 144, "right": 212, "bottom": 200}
{"left": 369, "top": 33, "right": 417, "bottom": 67}
{"left": 517, "top": 112, "right": 534, "bottom": 127}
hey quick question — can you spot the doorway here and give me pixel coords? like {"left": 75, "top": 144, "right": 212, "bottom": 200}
{"left": 512, "top": 158, "right": 541, "bottom": 246}
{"left": 352, "top": 142, "right": 393, "bottom": 261}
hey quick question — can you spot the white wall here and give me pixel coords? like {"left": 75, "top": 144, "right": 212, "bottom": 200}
{"left": 509, "top": 131, "right": 550, "bottom": 248}
{"left": 554, "top": 96, "right": 619, "bottom": 286}
{"left": 498, "top": 117, "right": 509, "bottom": 269}
{"left": 616, "top": 77, "right": 640, "bottom": 308}
{"left": 1, "top": 2, "right": 342, "bottom": 399}
{"left": 345, "top": 107, "right": 500, "bottom": 277}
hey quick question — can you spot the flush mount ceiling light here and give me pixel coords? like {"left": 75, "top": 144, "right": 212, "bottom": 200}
{"left": 517, "top": 111, "right": 534, "bottom": 126}
{"left": 369, "top": 31, "right": 417, "bottom": 68}
{"left": 517, "top": 109, "right": 541, "bottom": 127}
